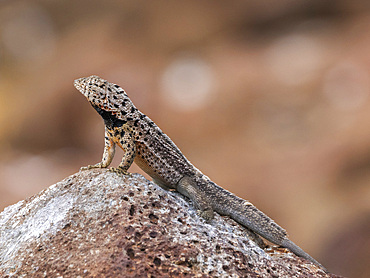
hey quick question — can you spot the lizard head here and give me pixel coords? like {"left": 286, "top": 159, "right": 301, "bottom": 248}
{"left": 74, "top": 75, "right": 136, "bottom": 122}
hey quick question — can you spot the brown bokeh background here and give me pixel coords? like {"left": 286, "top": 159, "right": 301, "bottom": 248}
{"left": 0, "top": 1, "right": 369, "bottom": 277}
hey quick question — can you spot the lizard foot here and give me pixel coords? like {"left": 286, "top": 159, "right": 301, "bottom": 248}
{"left": 80, "top": 163, "right": 105, "bottom": 171}
{"left": 109, "top": 167, "right": 131, "bottom": 176}
{"left": 197, "top": 209, "right": 214, "bottom": 222}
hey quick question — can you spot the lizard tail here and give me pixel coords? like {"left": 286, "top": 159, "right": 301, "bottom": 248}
{"left": 280, "top": 238, "right": 327, "bottom": 271}
{"left": 203, "top": 180, "right": 287, "bottom": 243}
{"left": 202, "top": 180, "right": 326, "bottom": 270}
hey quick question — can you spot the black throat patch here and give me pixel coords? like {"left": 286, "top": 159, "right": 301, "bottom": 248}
{"left": 92, "top": 104, "right": 127, "bottom": 128}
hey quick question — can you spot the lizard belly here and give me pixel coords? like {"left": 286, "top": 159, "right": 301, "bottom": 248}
{"left": 134, "top": 155, "right": 163, "bottom": 182}
{"left": 133, "top": 141, "right": 183, "bottom": 189}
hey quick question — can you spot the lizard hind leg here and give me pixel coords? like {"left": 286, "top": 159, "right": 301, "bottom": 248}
{"left": 177, "top": 176, "right": 214, "bottom": 221}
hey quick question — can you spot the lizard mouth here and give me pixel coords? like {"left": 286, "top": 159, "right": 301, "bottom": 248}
{"left": 74, "top": 77, "right": 88, "bottom": 96}
{"left": 74, "top": 76, "right": 107, "bottom": 101}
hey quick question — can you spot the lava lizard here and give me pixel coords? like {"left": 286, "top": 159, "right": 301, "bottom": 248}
{"left": 74, "top": 75, "right": 326, "bottom": 270}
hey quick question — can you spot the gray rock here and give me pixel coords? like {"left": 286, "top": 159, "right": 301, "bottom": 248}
{"left": 0, "top": 169, "right": 341, "bottom": 277}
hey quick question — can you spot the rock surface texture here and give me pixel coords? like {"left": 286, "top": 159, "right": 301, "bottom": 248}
{"left": 0, "top": 169, "right": 341, "bottom": 277}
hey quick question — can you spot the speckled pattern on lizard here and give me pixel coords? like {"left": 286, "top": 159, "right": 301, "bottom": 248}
{"left": 74, "top": 75, "right": 326, "bottom": 271}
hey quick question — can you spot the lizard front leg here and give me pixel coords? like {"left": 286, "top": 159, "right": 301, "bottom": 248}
{"left": 177, "top": 176, "right": 214, "bottom": 221}
{"left": 110, "top": 125, "right": 136, "bottom": 175}
{"left": 81, "top": 127, "right": 115, "bottom": 171}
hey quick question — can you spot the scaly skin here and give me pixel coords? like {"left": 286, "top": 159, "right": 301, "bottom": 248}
{"left": 74, "top": 75, "right": 326, "bottom": 270}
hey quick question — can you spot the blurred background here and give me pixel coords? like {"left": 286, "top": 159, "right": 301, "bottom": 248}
{"left": 0, "top": 0, "right": 369, "bottom": 277}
